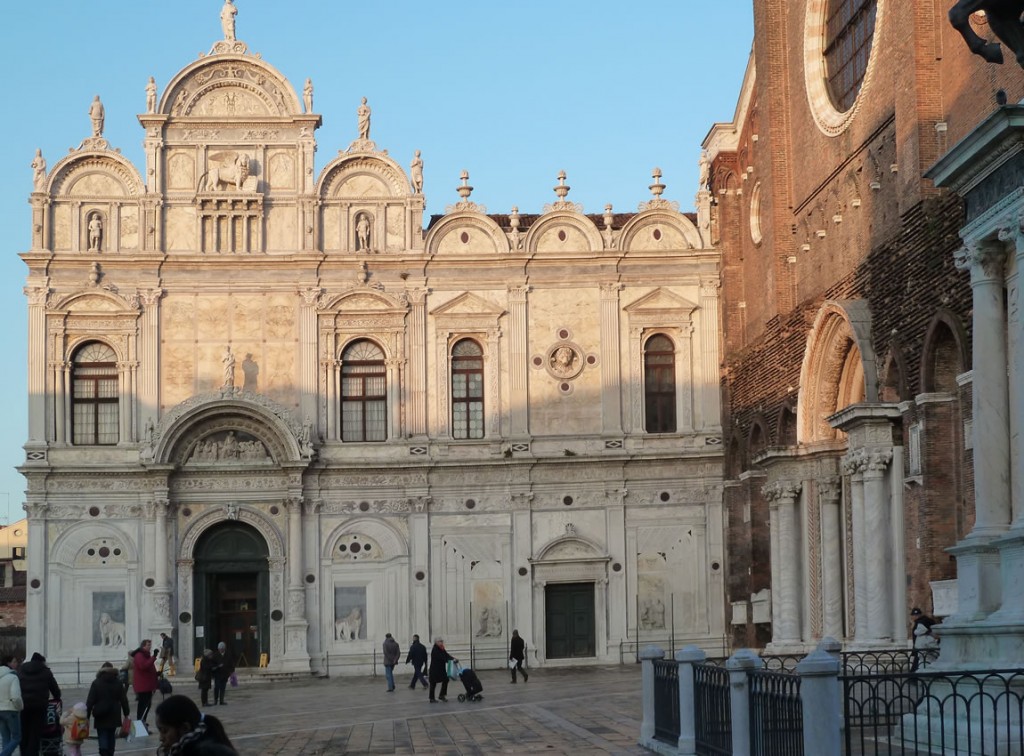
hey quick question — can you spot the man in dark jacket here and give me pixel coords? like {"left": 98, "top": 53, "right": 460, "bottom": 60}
{"left": 86, "top": 662, "right": 130, "bottom": 756}
{"left": 211, "top": 642, "right": 234, "bottom": 706}
{"left": 405, "top": 634, "right": 428, "bottom": 689}
{"left": 17, "top": 652, "right": 60, "bottom": 756}
{"left": 509, "top": 629, "right": 529, "bottom": 683}
{"left": 381, "top": 633, "right": 400, "bottom": 692}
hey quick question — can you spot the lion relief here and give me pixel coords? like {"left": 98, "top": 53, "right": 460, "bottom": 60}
{"left": 98, "top": 612, "right": 126, "bottom": 647}
{"left": 204, "top": 152, "right": 256, "bottom": 192}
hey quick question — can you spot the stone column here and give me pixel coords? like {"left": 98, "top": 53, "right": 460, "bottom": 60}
{"left": 956, "top": 240, "right": 1011, "bottom": 537}
{"left": 818, "top": 477, "right": 844, "bottom": 639}
{"left": 843, "top": 450, "right": 867, "bottom": 640}
{"left": 764, "top": 480, "right": 802, "bottom": 644}
{"left": 298, "top": 288, "right": 321, "bottom": 434}
{"left": 287, "top": 498, "right": 303, "bottom": 590}
{"left": 507, "top": 285, "right": 530, "bottom": 437}
{"left": 301, "top": 498, "right": 322, "bottom": 666}
{"left": 862, "top": 449, "right": 893, "bottom": 641}
{"left": 599, "top": 283, "right": 623, "bottom": 435}
{"left": 139, "top": 289, "right": 163, "bottom": 433}
{"left": 24, "top": 501, "right": 48, "bottom": 655}
{"left": 1004, "top": 219, "right": 1024, "bottom": 527}
{"left": 605, "top": 493, "right": 627, "bottom": 643}
{"left": 25, "top": 286, "right": 49, "bottom": 446}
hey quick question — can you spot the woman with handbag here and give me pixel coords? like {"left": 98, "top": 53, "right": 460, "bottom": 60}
{"left": 86, "top": 662, "right": 129, "bottom": 756}
{"left": 155, "top": 695, "right": 236, "bottom": 756}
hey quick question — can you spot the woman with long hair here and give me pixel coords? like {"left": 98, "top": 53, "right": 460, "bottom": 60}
{"left": 154, "top": 695, "right": 236, "bottom": 756}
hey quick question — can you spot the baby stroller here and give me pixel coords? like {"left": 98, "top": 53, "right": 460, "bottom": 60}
{"left": 39, "top": 699, "right": 63, "bottom": 755}
{"left": 455, "top": 663, "right": 483, "bottom": 702}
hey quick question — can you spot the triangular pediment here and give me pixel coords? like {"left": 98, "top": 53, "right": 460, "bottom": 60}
{"left": 623, "top": 288, "right": 698, "bottom": 316}
{"left": 430, "top": 292, "right": 505, "bottom": 319}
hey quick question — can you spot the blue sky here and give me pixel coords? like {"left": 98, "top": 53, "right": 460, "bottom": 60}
{"left": 0, "top": 2, "right": 753, "bottom": 518}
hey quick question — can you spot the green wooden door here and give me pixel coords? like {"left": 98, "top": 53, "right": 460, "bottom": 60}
{"left": 545, "top": 582, "right": 595, "bottom": 658}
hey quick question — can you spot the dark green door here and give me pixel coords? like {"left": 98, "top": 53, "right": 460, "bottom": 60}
{"left": 545, "top": 582, "right": 595, "bottom": 658}
{"left": 193, "top": 522, "right": 270, "bottom": 666}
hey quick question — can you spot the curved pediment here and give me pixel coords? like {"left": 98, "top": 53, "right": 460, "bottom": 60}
{"left": 323, "top": 288, "right": 408, "bottom": 314}
{"left": 535, "top": 535, "right": 606, "bottom": 562}
{"left": 425, "top": 213, "right": 509, "bottom": 256}
{"left": 160, "top": 55, "right": 301, "bottom": 118}
{"left": 525, "top": 212, "right": 603, "bottom": 254}
{"left": 620, "top": 210, "right": 702, "bottom": 251}
{"left": 54, "top": 290, "right": 139, "bottom": 314}
{"left": 317, "top": 154, "right": 411, "bottom": 199}
{"left": 48, "top": 154, "right": 143, "bottom": 198}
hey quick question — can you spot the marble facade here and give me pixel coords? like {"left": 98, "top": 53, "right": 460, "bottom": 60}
{"left": 19, "top": 19, "right": 724, "bottom": 674}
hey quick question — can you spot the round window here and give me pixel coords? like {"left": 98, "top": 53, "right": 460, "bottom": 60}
{"left": 803, "top": 0, "right": 883, "bottom": 136}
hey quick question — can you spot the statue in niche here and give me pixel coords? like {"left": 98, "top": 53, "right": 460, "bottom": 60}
{"left": 222, "top": 346, "right": 236, "bottom": 388}
{"left": 146, "top": 77, "right": 157, "bottom": 113}
{"left": 241, "top": 353, "right": 259, "bottom": 390}
{"left": 89, "top": 95, "right": 105, "bottom": 137}
{"left": 357, "top": 97, "right": 371, "bottom": 140}
{"left": 335, "top": 606, "right": 363, "bottom": 641}
{"left": 303, "top": 78, "right": 313, "bottom": 113}
{"left": 475, "top": 607, "right": 503, "bottom": 638}
{"left": 98, "top": 612, "right": 126, "bottom": 647}
{"left": 410, "top": 150, "right": 424, "bottom": 194}
{"left": 355, "top": 214, "right": 371, "bottom": 251}
{"left": 88, "top": 213, "right": 103, "bottom": 252}
{"left": 948, "top": 0, "right": 1024, "bottom": 68}
{"left": 640, "top": 598, "right": 666, "bottom": 631}
{"left": 31, "top": 149, "right": 46, "bottom": 192}
{"left": 220, "top": 0, "right": 237, "bottom": 40}
{"left": 549, "top": 345, "right": 578, "bottom": 377}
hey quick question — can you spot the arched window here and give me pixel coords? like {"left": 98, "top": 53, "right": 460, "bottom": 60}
{"left": 644, "top": 334, "right": 676, "bottom": 433}
{"left": 824, "top": 0, "right": 878, "bottom": 111}
{"left": 72, "top": 342, "right": 118, "bottom": 445}
{"left": 451, "top": 339, "right": 484, "bottom": 440}
{"left": 341, "top": 340, "right": 387, "bottom": 442}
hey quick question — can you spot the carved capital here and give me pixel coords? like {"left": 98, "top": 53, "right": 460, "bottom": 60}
{"left": 285, "top": 497, "right": 303, "bottom": 515}
{"left": 599, "top": 282, "right": 623, "bottom": 297}
{"left": 24, "top": 501, "right": 48, "bottom": 520}
{"left": 303, "top": 498, "right": 322, "bottom": 516}
{"left": 864, "top": 448, "right": 893, "bottom": 475}
{"left": 761, "top": 480, "right": 802, "bottom": 505}
{"left": 955, "top": 239, "right": 1007, "bottom": 281}
{"left": 140, "top": 288, "right": 165, "bottom": 307}
{"left": 841, "top": 448, "right": 867, "bottom": 476}
{"left": 817, "top": 477, "right": 842, "bottom": 503}
{"left": 24, "top": 286, "right": 51, "bottom": 307}
{"left": 409, "top": 496, "right": 431, "bottom": 513}
{"left": 299, "top": 287, "right": 324, "bottom": 307}
{"left": 507, "top": 284, "right": 530, "bottom": 299}
{"left": 154, "top": 498, "right": 170, "bottom": 517}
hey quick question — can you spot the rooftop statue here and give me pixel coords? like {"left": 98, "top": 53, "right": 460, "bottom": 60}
{"left": 89, "top": 95, "right": 105, "bottom": 137}
{"left": 357, "top": 97, "right": 371, "bottom": 140}
{"left": 31, "top": 149, "right": 47, "bottom": 192}
{"left": 949, "top": 0, "right": 1024, "bottom": 68}
{"left": 221, "top": 0, "right": 238, "bottom": 41}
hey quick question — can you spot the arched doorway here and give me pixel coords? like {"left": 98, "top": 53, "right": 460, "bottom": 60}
{"left": 193, "top": 522, "right": 269, "bottom": 668}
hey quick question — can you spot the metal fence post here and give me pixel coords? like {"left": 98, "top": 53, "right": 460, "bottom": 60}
{"left": 796, "top": 642, "right": 841, "bottom": 756}
{"left": 726, "top": 648, "right": 760, "bottom": 756}
{"left": 676, "top": 645, "right": 706, "bottom": 755}
{"left": 639, "top": 645, "right": 665, "bottom": 744}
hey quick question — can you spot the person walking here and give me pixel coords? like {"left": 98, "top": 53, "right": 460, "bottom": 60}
{"left": 509, "top": 629, "right": 529, "bottom": 683}
{"left": 405, "top": 634, "right": 428, "bottom": 689}
{"left": 159, "top": 632, "right": 176, "bottom": 677}
{"left": 155, "top": 694, "right": 237, "bottom": 755}
{"left": 0, "top": 654, "right": 22, "bottom": 756}
{"left": 211, "top": 642, "right": 233, "bottom": 706}
{"left": 428, "top": 637, "right": 456, "bottom": 703}
{"left": 382, "top": 633, "right": 400, "bottom": 692}
{"left": 131, "top": 639, "right": 159, "bottom": 729}
{"left": 86, "top": 662, "right": 130, "bottom": 756}
{"left": 17, "top": 652, "right": 60, "bottom": 756}
{"left": 59, "top": 702, "right": 89, "bottom": 756}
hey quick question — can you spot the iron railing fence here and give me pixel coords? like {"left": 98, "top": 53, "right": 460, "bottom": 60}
{"left": 749, "top": 668, "right": 803, "bottom": 756}
{"left": 843, "top": 668, "right": 1024, "bottom": 755}
{"left": 653, "top": 658, "right": 680, "bottom": 745}
{"left": 694, "top": 662, "right": 732, "bottom": 755}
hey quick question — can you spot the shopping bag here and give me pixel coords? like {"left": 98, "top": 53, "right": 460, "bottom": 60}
{"left": 229, "top": 672, "right": 238, "bottom": 688}
{"left": 508, "top": 658, "right": 518, "bottom": 669}
{"left": 121, "top": 716, "right": 131, "bottom": 738}
{"left": 132, "top": 719, "right": 149, "bottom": 738}
{"left": 446, "top": 660, "right": 455, "bottom": 679}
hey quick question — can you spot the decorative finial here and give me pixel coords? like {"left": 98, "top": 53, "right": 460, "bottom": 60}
{"left": 457, "top": 170, "right": 473, "bottom": 201}
{"left": 649, "top": 167, "right": 665, "bottom": 199}
{"left": 554, "top": 170, "right": 570, "bottom": 200}
{"left": 89, "top": 261, "right": 101, "bottom": 286}
{"left": 508, "top": 206, "right": 522, "bottom": 251}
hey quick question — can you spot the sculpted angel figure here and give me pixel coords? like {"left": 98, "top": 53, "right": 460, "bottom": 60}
{"left": 220, "top": 0, "right": 238, "bottom": 40}
{"left": 357, "top": 97, "right": 371, "bottom": 139}
{"left": 31, "top": 149, "right": 47, "bottom": 192}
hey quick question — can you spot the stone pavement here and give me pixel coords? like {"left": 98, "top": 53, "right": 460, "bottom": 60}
{"left": 60, "top": 664, "right": 650, "bottom": 755}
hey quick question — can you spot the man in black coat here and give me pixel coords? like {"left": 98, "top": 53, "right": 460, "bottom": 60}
{"left": 17, "top": 652, "right": 60, "bottom": 756}
{"left": 405, "top": 634, "right": 428, "bottom": 689}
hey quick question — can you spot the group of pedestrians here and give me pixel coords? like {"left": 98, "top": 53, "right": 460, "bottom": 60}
{"left": 380, "top": 630, "right": 530, "bottom": 702}
{"left": 0, "top": 652, "right": 62, "bottom": 756}
{"left": 195, "top": 642, "right": 234, "bottom": 707}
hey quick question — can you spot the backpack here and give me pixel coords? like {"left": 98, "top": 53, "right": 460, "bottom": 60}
{"left": 70, "top": 717, "right": 89, "bottom": 741}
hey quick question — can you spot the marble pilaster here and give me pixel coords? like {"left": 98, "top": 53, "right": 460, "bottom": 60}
{"left": 862, "top": 449, "right": 893, "bottom": 641}
{"left": 818, "top": 477, "right": 844, "bottom": 639}
{"left": 843, "top": 450, "right": 868, "bottom": 640}
{"left": 599, "top": 283, "right": 624, "bottom": 435}
{"left": 698, "top": 280, "right": 721, "bottom": 431}
{"left": 507, "top": 285, "right": 530, "bottom": 437}
{"left": 764, "top": 480, "right": 802, "bottom": 644}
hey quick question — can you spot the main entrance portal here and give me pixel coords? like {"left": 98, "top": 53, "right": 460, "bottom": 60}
{"left": 545, "top": 582, "right": 596, "bottom": 658}
{"left": 193, "top": 522, "right": 270, "bottom": 667}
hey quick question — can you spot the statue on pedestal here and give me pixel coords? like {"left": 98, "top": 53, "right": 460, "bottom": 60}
{"left": 220, "top": 0, "right": 238, "bottom": 41}
{"left": 410, "top": 150, "right": 423, "bottom": 194}
{"left": 31, "top": 149, "right": 47, "bottom": 192}
{"left": 89, "top": 95, "right": 105, "bottom": 137}
{"left": 303, "top": 78, "right": 313, "bottom": 113}
{"left": 357, "top": 97, "right": 371, "bottom": 140}
{"left": 146, "top": 77, "right": 157, "bottom": 113}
